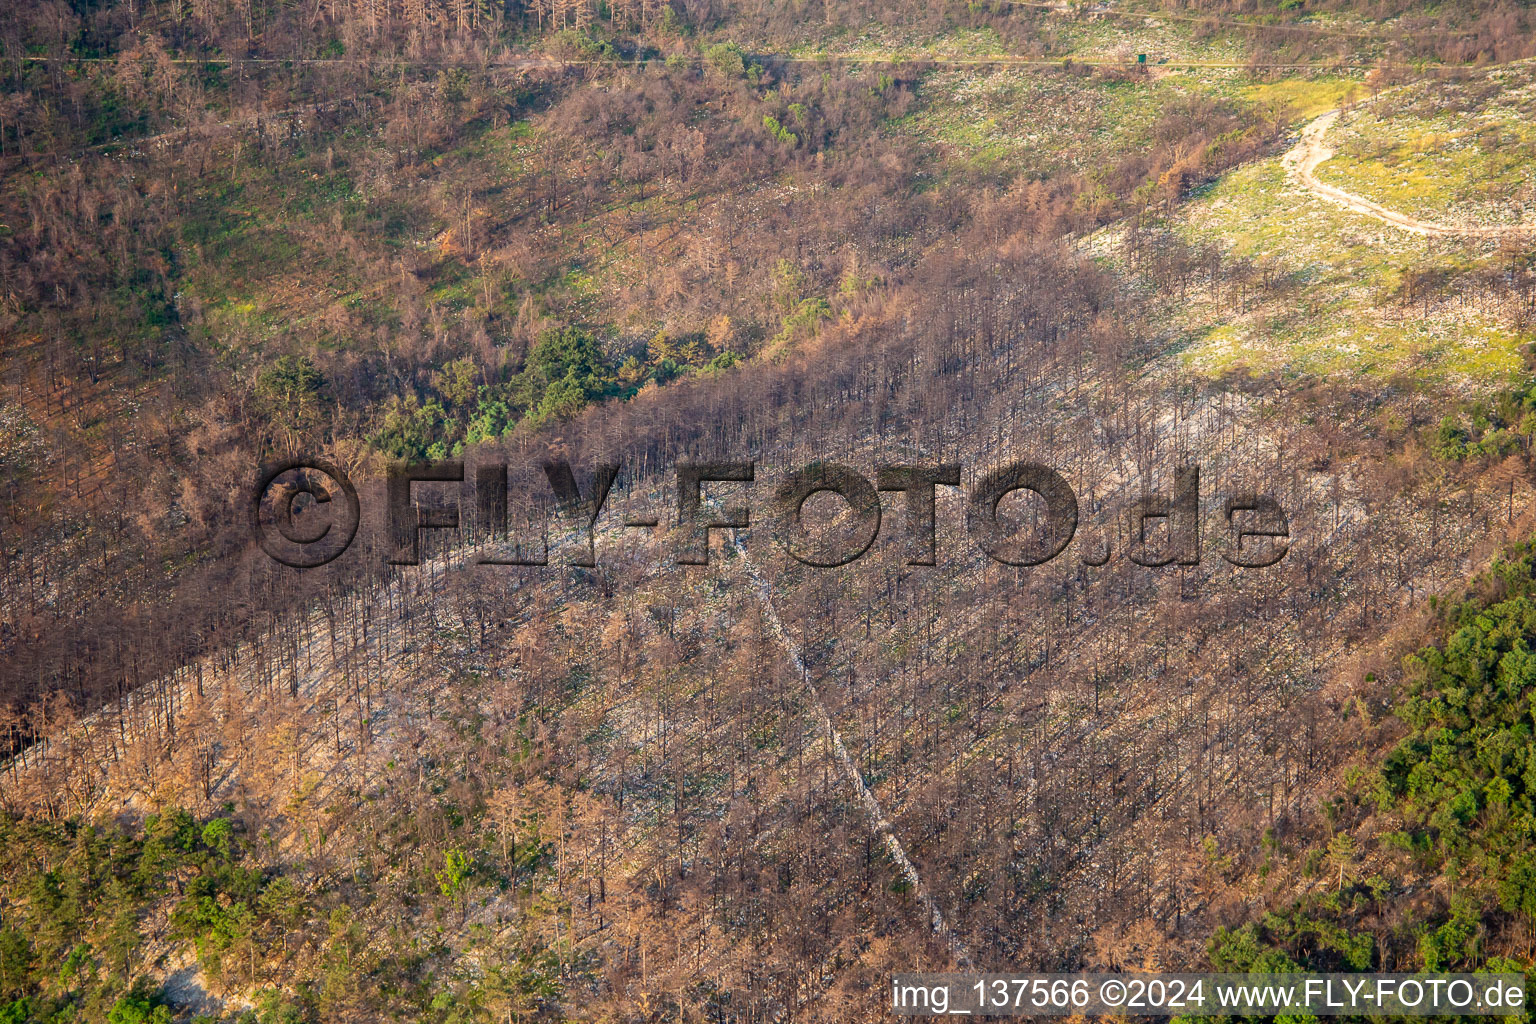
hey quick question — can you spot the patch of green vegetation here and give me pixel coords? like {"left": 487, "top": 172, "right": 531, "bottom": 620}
{"left": 1429, "top": 356, "right": 1536, "bottom": 461}
{"left": 1165, "top": 155, "right": 1530, "bottom": 383}
{"left": 0, "top": 797, "right": 566, "bottom": 1023}
{"left": 1316, "top": 68, "right": 1536, "bottom": 227}
{"left": 787, "top": 25, "right": 1009, "bottom": 61}
{"left": 425, "top": 258, "right": 480, "bottom": 311}
{"left": 180, "top": 182, "right": 250, "bottom": 250}
{"left": 372, "top": 321, "right": 733, "bottom": 459}
{"left": 1239, "top": 75, "right": 1359, "bottom": 121}
{"left": 1045, "top": 15, "right": 1247, "bottom": 64}
{"left": 896, "top": 65, "right": 1357, "bottom": 186}
{"left": 0, "top": 811, "right": 303, "bottom": 1022}
{"left": 283, "top": 172, "right": 361, "bottom": 218}
{"left": 1200, "top": 543, "right": 1536, "bottom": 982}
{"left": 894, "top": 67, "right": 1212, "bottom": 180}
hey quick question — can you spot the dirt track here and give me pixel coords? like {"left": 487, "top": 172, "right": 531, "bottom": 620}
{"left": 1283, "top": 108, "right": 1532, "bottom": 238}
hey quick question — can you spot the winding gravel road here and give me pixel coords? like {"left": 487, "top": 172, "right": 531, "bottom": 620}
{"left": 1283, "top": 107, "right": 1532, "bottom": 238}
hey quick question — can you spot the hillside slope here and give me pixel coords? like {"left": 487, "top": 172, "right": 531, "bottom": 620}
{"left": 6, "top": 2, "right": 1536, "bottom": 1022}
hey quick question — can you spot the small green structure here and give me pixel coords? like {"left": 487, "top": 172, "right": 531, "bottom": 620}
{"left": 1137, "top": 53, "right": 1147, "bottom": 64}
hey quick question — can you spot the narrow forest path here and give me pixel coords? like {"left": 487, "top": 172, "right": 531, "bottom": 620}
{"left": 1282, "top": 107, "right": 1533, "bottom": 238}
{"left": 701, "top": 499, "right": 974, "bottom": 969}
